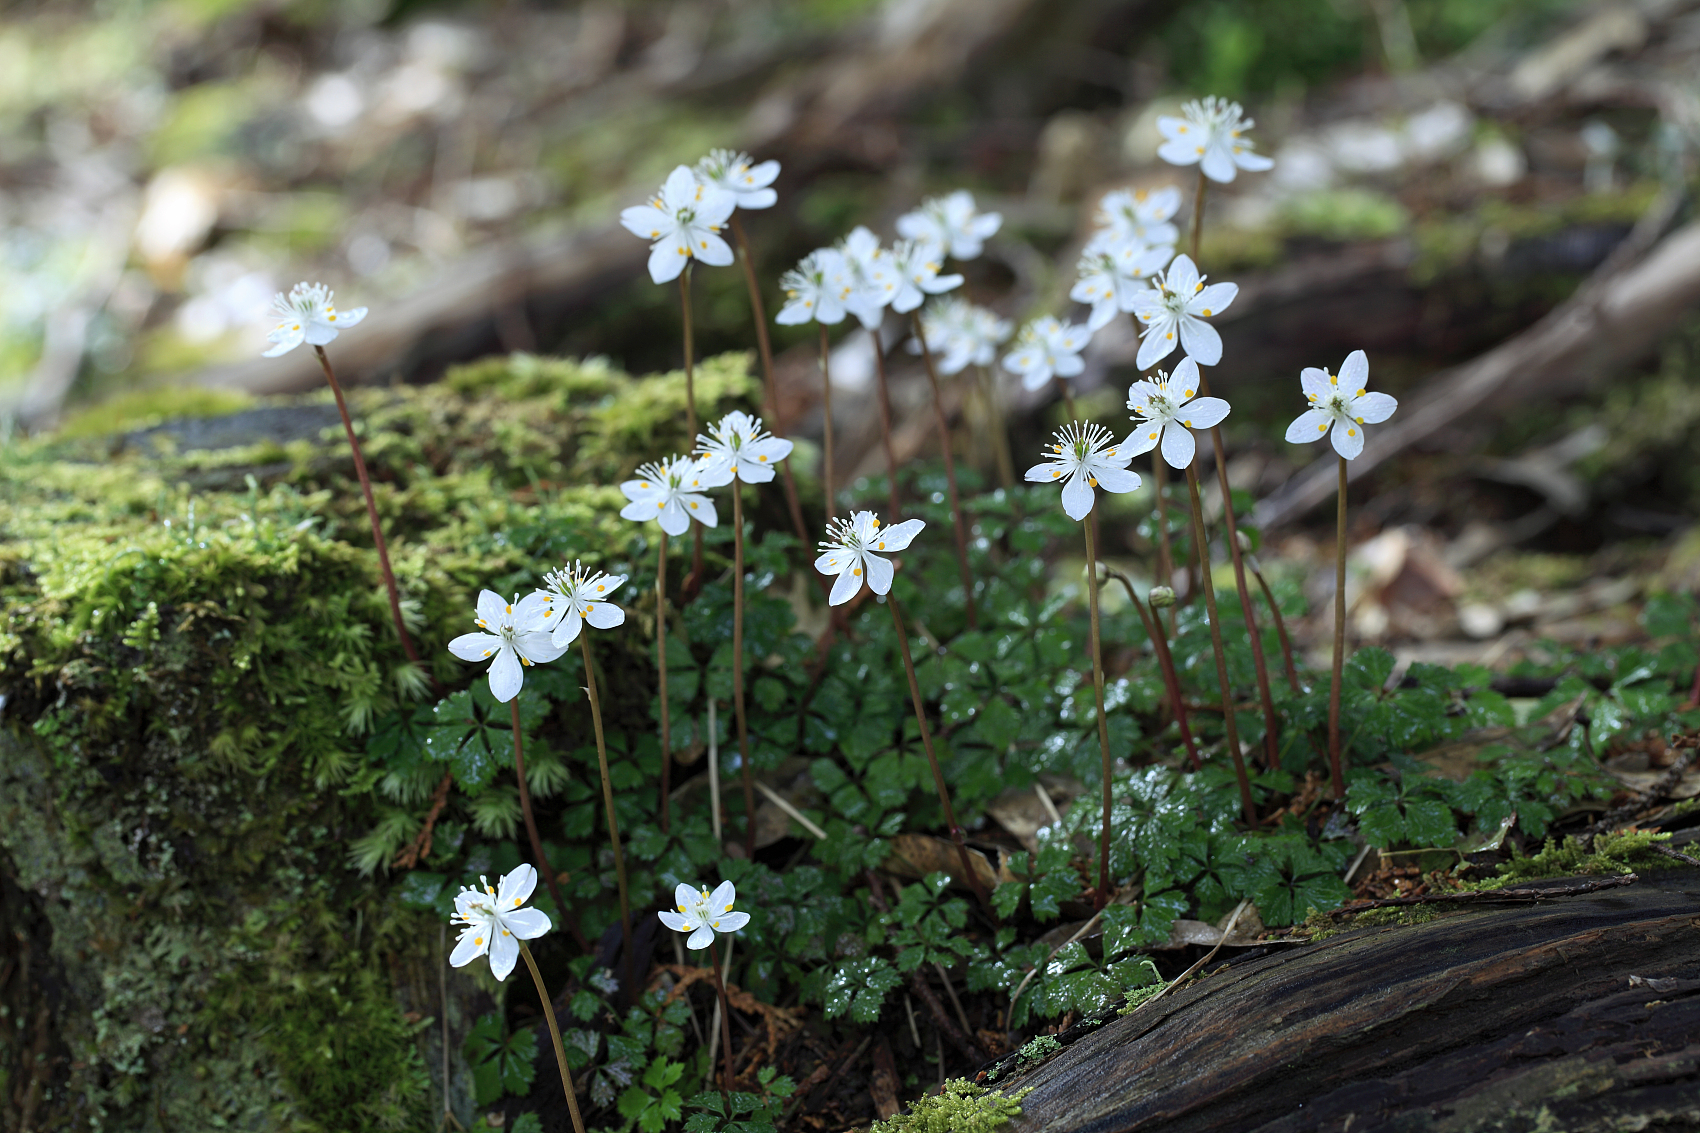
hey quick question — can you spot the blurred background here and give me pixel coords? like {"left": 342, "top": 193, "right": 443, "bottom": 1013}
{"left": 5, "top": 0, "right": 1700, "bottom": 631}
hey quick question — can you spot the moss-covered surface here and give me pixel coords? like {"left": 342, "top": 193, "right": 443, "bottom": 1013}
{"left": 0, "top": 352, "right": 759, "bottom": 1130}
{"left": 871, "top": 1079, "right": 1033, "bottom": 1133}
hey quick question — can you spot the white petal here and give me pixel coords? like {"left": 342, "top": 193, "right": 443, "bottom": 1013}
{"left": 1093, "top": 465, "right": 1142, "bottom": 494}
{"left": 448, "top": 632, "right": 504, "bottom": 662}
{"left": 814, "top": 550, "right": 847, "bottom": 575}
{"left": 302, "top": 319, "right": 338, "bottom": 346}
{"left": 1201, "top": 143, "right": 1239, "bottom": 184}
{"left": 514, "top": 592, "right": 554, "bottom": 632}
{"left": 1300, "top": 367, "right": 1332, "bottom": 402}
{"left": 1177, "top": 317, "right": 1223, "bottom": 366}
{"left": 506, "top": 907, "right": 552, "bottom": 940}
{"left": 685, "top": 923, "right": 714, "bottom": 950}
{"left": 736, "top": 187, "right": 778, "bottom": 209}
{"left": 488, "top": 646, "right": 524, "bottom": 703}
{"left": 1060, "top": 470, "right": 1095, "bottom": 520}
{"left": 450, "top": 927, "right": 488, "bottom": 968}
{"left": 476, "top": 590, "right": 508, "bottom": 626}
{"left": 693, "top": 233, "right": 735, "bottom": 267}
{"left": 1137, "top": 320, "right": 1177, "bottom": 370}
{"left": 1155, "top": 116, "right": 1188, "bottom": 140}
{"left": 1339, "top": 349, "right": 1370, "bottom": 390}
{"left": 681, "top": 493, "right": 717, "bottom": 527}
{"left": 622, "top": 499, "right": 657, "bottom": 524}
{"left": 488, "top": 927, "right": 519, "bottom": 981}
{"left": 550, "top": 610, "right": 584, "bottom": 648}
{"left": 864, "top": 552, "right": 895, "bottom": 595}
{"left": 674, "top": 882, "right": 700, "bottom": 911}
{"left": 620, "top": 204, "right": 672, "bottom": 239}
{"left": 1235, "top": 150, "right": 1274, "bottom": 172}
{"left": 1158, "top": 137, "right": 1202, "bottom": 167}
{"left": 657, "top": 499, "right": 690, "bottom": 536}
{"left": 1184, "top": 396, "right": 1232, "bottom": 430}
{"left": 1025, "top": 461, "right": 1070, "bottom": 484}
{"left": 874, "top": 518, "right": 925, "bottom": 552}
{"left": 1171, "top": 357, "right": 1202, "bottom": 399}
{"left": 1160, "top": 424, "right": 1197, "bottom": 469}
{"left": 1166, "top": 255, "right": 1200, "bottom": 294}
{"left": 661, "top": 165, "right": 700, "bottom": 211}
{"left": 262, "top": 324, "right": 305, "bottom": 357}
{"left": 648, "top": 242, "right": 690, "bottom": 284}
{"left": 1285, "top": 408, "right": 1333, "bottom": 444}
{"left": 1190, "top": 282, "right": 1237, "bottom": 317}
{"left": 498, "top": 864, "right": 537, "bottom": 907}
{"left": 1052, "top": 353, "right": 1086, "bottom": 378}
{"left": 334, "top": 306, "right": 367, "bottom": 328}
{"left": 1124, "top": 426, "right": 1160, "bottom": 457}
{"left": 515, "top": 630, "right": 568, "bottom": 665}
{"left": 709, "top": 880, "right": 736, "bottom": 910}
{"left": 716, "top": 911, "right": 751, "bottom": 934}
{"left": 659, "top": 910, "right": 693, "bottom": 933}
{"left": 1354, "top": 391, "right": 1397, "bottom": 424}
{"left": 584, "top": 601, "right": 625, "bottom": 629}
{"left": 829, "top": 560, "right": 863, "bottom": 606}
{"left": 1331, "top": 420, "right": 1366, "bottom": 460}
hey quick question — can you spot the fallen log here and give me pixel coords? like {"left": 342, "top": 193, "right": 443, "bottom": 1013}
{"left": 1002, "top": 868, "right": 1700, "bottom": 1132}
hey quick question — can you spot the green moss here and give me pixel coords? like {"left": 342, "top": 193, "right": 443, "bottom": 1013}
{"left": 56, "top": 385, "right": 255, "bottom": 439}
{"left": 1349, "top": 903, "right": 1448, "bottom": 928}
{"left": 1478, "top": 830, "right": 1674, "bottom": 886}
{"left": 0, "top": 351, "right": 762, "bottom": 1130}
{"left": 871, "top": 1079, "right": 1033, "bottom": 1133}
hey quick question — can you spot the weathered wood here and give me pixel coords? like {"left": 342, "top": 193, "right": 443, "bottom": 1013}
{"left": 1004, "top": 869, "right": 1700, "bottom": 1132}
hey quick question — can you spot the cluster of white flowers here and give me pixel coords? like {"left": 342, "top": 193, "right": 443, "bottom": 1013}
{"left": 908, "top": 297, "right": 1011, "bottom": 375}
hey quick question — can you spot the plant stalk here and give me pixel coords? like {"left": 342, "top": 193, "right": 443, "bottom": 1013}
{"left": 1329, "top": 456, "right": 1349, "bottom": 799}
{"left": 731, "top": 483, "right": 757, "bottom": 857}
{"left": 731, "top": 214, "right": 810, "bottom": 546}
{"left": 1150, "top": 456, "right": 1176, "bottom": 635}
{"left": 512, "top": 698, "right": 572, "bottom": 942}
{"left": 520, "top": 943, "right": 588, "bottom": 1133}
{"left": 706, "top": 937, "right": 738, "bottom": 1096}
{"left": 888, "top": 594, "right": 992, "bottom": 915}
{"left": 868, "top": 326, "right": 902, "bottom": 519}
{"left": 579, "top": 635, "right": 635, "bottom": 994}
{"left": 656, "top": 530, "right": 672, "bottom": 832}
{"left": 1251, "top": 560, "right": 1302, "bottom": 693}
{"left": 312, "top": 345, "right": 424, "bottom": 673}
{"left": 911, "top": 313, "right": 977, "bottom": 629}
{"left": 1056, "top": 376, "right": 1077, "bottom": 422}
{"left": 1190, "top": 169, "right": 1207, "bottom": 264}
{"left": 1084, "top": 513, "right": 1114, "bottom": 907}
{"left": 681, "top": 267, "right": 704, "bottom": 595}
{"left": 820, "top": 324, "right": 836, "bottom": 516}
{"left": 1184, "top": 464, "right": 1255, "bottom": 825}
{"left": 976, "top": 364, "right": 1016, "bottom": 492}
{"left": 1104, "top": 566, "right": 1201, "bottom": 770}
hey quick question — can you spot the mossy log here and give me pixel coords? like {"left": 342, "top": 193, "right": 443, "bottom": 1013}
{"left": 1003, "top": 869, "right": 1700, "bottom": 1133}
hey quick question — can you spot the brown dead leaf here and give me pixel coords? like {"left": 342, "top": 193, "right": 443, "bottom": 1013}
{"left": 883, "top": 832, "right": 999, "bottom": 893}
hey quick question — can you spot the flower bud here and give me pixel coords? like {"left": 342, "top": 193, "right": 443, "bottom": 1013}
{"left": 1149, "top": 586, "right": 1176, "bottom": 609}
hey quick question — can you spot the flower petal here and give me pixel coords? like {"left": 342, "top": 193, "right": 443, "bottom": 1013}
{"left": 476, "top": 589, "right": 508, "bottom": 626}
{"left": 1124, "top": 426, "right": 1160, "bottom": 457}
{"left": 488, "top": 926, "right": 519, "bottom": 981}
{"left": 584, "top": 601, "right": 625, "bottom": 630}
{"left": 874, "top": 518, "right": 926, "bottom": 552}
{"left": 1160, "top": 423, "right": 1197, "bottom": 469}
{"left": 1353, "top": 391, "right": 1398, "bottom": 424}
{"left": 1339, "top": 349, "right": 1369, "bottom": 390}
{"left": 1060, "top": 470, "right": 1095, "bottom": 520}
{"left": 1235, "top": 149, "right": 1274, "bottom": 172}
{"left": 694, "top": 233, "right": 735, "bottom": 267}
{"left": 1331, "top": 420, "right": 1366, "bottom": 460}
{"left": 550, "top": 610, "right": 584, "bottom": 648}
{"left": 1093, "top": 465, "right": 1142, "bottom": 494}
{"left": 1201, "top": 143, "right": 1239, "bottom": 184}
{"left": 448, "top": 632, "right": 504, "bottom": 662}
{"left": 709, "top": 880, "right": 736, "bottom": 911}
{"left": 505, "top": 907, "right": 552, "bottom": 940}
{"left": 498, "top": 864, "right": 537, "bottom": 908}
{"left": 1284, "top": 408, "right": 1332, "bottom": 444}
{"left": 1183, "top": 396, "right": 1232, "bottom": 430}
{"left": 450, "top": 927, "right": 487, "bottom": 968}
{"left": 515, "top": 630, "right": 568, "bottom": 666}
{"left": 488, "top": 646, "right": 523, "bottom": 703}
{"left": 715, "top": 911, "right": 751, "bottom": 934}
{"left": 620, "top": 204, "right": 672, "bottom": 239}
{"left": 1190, "top": 282, "right": 1237, "bottom": 317}
{"left": 658, "top": 910, "right": 693, "bottom": 933}
{"left": 864, "top": 552, "right": 895, "bottom": 595}
{"left": 657, "top": 499, "right": 690, "bottom": 536}
{"left": 262, "top": 324, "right": 305, "bottom": 357}
{"left": 829, "top": 559, "right": 863, "bottom": 606}
{"left": 1025, "top": 461, "right": 1069, "bottom": 484}
{"left": 335, "top": 306, "right": 368, "bottom": 328}
{"left": 674, "top": 882, "right": 699, "bottom": 911}
{"left": 647, "top": 241, "right": 690, "bottom": 284}
{"left": 1137, "top": 320, "right": 1177, "bottom": 371}
{"left": 1300, "top": 367, "right": 1332, "bottom": 402}
{"left": 514, "top": 592, "right": 554, "bottom": 632}
{"left": 1177, "top": 317, "right": 1223, "bottom": 366}
{"left": 685, "top": 923, "right": 714, "bottom": 950}
{"left": 681, "top": 494, "right": 717, "bottom": 527}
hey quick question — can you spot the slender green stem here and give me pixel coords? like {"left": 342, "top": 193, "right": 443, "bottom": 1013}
{"left": 820, "top": 324, "right": 836, "bottom": 517}
{"left": 1329, "top": 456, "right": 1349, "bottom": 799}
{"left": 512, "top": 697, "right": 570, "bottom": 937}
{"left": 520, "top": 943, "right": 588, "bottom": 1133}
{"left": 681, "top": 267, "right": 704, "bottom": 596}
{"left": 1252, "top": 560, "right": 1302, "bottom": 693}
{"left": 1151, "top": 456, "right": 1176, "bottom": 636}
{"left": 312, "top": 345, "right": 425, "bottom": 676}
{"left": 888, "top": 593, "right": 992, "bottom": 915}
{"left": 977, "top": 364, "right": 1015, "bottom": 492}
{"left": 1056, "top": 377, "right": 1078, "bottom": 422}
{"left": 1104, "top": 567, "right": 1200, "bottom": 770}
{"left": 657, "top": 531, "right": 672, "bottom": 832}
{"left": 1190, "top": 169, "right": 1207, "bottom": 264}
{"left": 732, "top": 484, "right": 757, "bottom": 857}
{"left": 1184, "top": 464, "right": 1255, "bottom": 826}
{"left": 706, "top": 938, "right": 738, "bottom": 1096}
{"left": 730, "top": 214, "right": 810, "bottom": 546}
{"left": 869, "top": 327, "right": 902, "bottom": 519}
{"left": 1084, "top": 513, "right": 1113, "bottom": 907}
{"left": 912, "top": 313, "right": 977, "bottom": 629}
{"left": 579, "top": 635, "right": 635, "bottom": 994}
{"left": 1195, "top": 369, "right": 1280, "bottom": 770}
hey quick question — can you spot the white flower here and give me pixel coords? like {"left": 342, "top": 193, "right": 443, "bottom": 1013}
{"left": 447, "top": 590, "right": 567, "bottom": 703}
{"left": 907, "top": 298, "right": 1009, "bottom": 375}
{"left": 1281, "top": 350, "right": 1397, "bottom": 460}
{"left": 450, "top": 866, "right": 552, "bottom": 981}
{"left": 1157, "top": 96, "right": 1275, "bottom": 184}
{"left": 658, "top": 879, "right": 751, "bottom": 951}
{"left": 693, "top": 148, "right": 780, "bottom": 210}
{"left": 1070, "top": 233, "right": 1173, "bottom": 331}
{"left": 888, "top": 239, "right": 963, "bottom": 314}
{"left": 619, "top": 455, "right": 718, "bottom": 536}
{"left": 536, "top": 561, "right": 627, "bottom": 649}
{"left": 1095, "top": 187, "right": 1182, "bottom": 248}
{"left": 1024, "top": 422, "right": 1142, "bottom": 521}
{"left": 695, "top": 410, "right": 794, "bottom": 486}
{"left": 619, "top": 165, "right": 737, "bottom": 284}
{"left": 1123, "top": 356, "right": 1233, "bottom": 470}
{"left": 836, "top": 226, "right": 899, "bottom": 330}
{"left": 775, "top": 248, "right": 851, "bottom": 327}
{"left": 1001, "top": 315, "right": 1092, "bottom": 392}
{"left": 1131, "top": 254, "right": 1237, "bottom": 371}
{"left": 894, "top": 190, "right": 1002, "bottom": 261}
{"left": 262, "top": 281, "right": 367, "bottom": 357}
{"left": 813, "top": 510, "right": 925, "bottom": 606}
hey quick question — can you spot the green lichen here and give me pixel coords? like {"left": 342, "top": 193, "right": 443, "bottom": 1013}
{"left": 870, "top": 1079, "right": 1033, "bottom": 1133}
